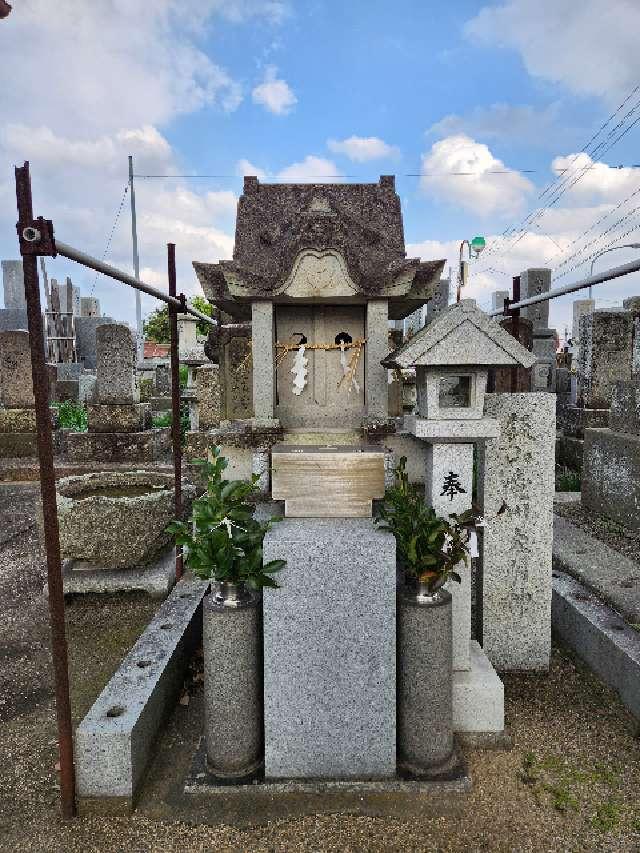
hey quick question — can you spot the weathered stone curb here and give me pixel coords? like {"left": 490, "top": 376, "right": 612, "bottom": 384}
{"left": 552, "top": 571, "right": 640, "bottom": 722}
{"left": 553, "top": 513, "right": 640, "bottom": 624}
{"left": 75, "top": 574, "right": 209, "bottom": 811}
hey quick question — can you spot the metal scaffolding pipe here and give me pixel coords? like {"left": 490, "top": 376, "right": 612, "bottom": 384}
{"left": 54, "top": 240, "right": 215, "bottom": 327}
{"left": 489, "top": 257, "right": 640, "bottom": 316}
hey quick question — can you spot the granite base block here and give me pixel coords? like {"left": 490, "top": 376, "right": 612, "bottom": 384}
{"left": 61, "top": 548, "right": 177, "bottom": 598}
{"left": 263, "top": 519, "right": 396, "bottom": 780}
{"left": 452, "top": 641, "right": 504, "bottom": 734}
{"left": 66, "top": 428, "right": 170, "bottom": 462}
{"left": 87, "top": 403, "right": 151, "bottom": 433}
{"left": 74, "top": 574, "right": 208, "bottom": 808}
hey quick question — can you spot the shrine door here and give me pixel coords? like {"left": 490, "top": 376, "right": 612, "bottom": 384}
{"left": 274, "top": 305, "right": 366, "bottom": 429}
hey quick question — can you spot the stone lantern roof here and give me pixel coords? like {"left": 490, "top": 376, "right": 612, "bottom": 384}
{"left": 193, "top": 175, "right": 445, "bottom": 320}
{"left": 382, "top": 299, "right": 537, "bottom": 369}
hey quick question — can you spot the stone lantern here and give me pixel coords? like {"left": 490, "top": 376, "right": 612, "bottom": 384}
{"left": 383, "top": 299, "right": 536, "bottom": 735}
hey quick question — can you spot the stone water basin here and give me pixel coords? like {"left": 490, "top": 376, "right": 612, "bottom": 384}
{"left": 56, "top": 471, "right": 195, "bottom": 569}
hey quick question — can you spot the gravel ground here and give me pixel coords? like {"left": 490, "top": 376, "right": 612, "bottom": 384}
{"left": 2, "top": 488, "right": 640, "bottom": 852}
{"left": 554, "top": 501, "right": 640, "bottom": 564}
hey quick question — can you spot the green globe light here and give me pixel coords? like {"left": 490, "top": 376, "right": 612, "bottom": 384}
{"left": 470, "top": 236, "right": 486, "bottom": 257}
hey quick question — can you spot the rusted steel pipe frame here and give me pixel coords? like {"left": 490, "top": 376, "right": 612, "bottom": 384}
{"left": 14, "top": 162, "right": 76, "bottom": 819}
{"left": 167, "top": 244, "right": 183, "bottom": 582}
{"left": 53, "top": 241, "right": 214, "bottom": 327}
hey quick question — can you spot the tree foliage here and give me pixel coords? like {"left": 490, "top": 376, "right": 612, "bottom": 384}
{"left": 143, "top": 296, "right": 213, "bottom": 343}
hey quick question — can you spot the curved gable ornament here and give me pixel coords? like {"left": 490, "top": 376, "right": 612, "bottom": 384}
{"left": 279, "top": 249, "right": 359, "bottom": 298}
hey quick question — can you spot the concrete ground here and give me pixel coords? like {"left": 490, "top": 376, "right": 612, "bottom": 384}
{"left": 2, "top": 484, "right": 640, "bottom": 851}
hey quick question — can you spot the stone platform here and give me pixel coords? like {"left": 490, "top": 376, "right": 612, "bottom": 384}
{"left": 262, "top": 518, "right": 396, "bottom": 780}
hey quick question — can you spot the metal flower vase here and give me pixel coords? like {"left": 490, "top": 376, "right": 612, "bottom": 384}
{"left": 203, "top": 580, "right": 263, "bottom": 780}
{"left": 397, "top": 580, "right": 455, "bottom": 776}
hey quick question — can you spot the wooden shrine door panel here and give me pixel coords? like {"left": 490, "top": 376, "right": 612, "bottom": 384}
{"left": 275, "top": 305, "right": 366, "bottom": 429}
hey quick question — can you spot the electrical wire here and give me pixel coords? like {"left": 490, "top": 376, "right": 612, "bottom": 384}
{"left": 90, "top": 185, "right": 129, "bottom": 296}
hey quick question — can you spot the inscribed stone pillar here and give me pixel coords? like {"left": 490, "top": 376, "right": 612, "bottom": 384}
{"left": 178, "top": 314, "right": 198, "bottom": 359}
{"left": 572, "top": 299, "right": 594, "bottom": 346}
{"left": 623, "top": 297, "right": 640, "bottom": 377}
{"left": 425, "top": 442, "right": 473, "bottom": 671}
{"left": 426, "top": 278, "right": 451, "bottom": 323}
{"left": 263, "top": 519, "right": 396, "bottom": 779}
{"left": 195, "top": 364, "right": 221, "bottom": 430}
{"left": 95, "top": 323, "right": 139, "bottom": 404}
{"left": 520, "top": 268, "right": 551, "bottom": 329}
{"left": 1, "top": 260, "right": 26, "bottom": 310}
{"left": 155, "top": 364, "right": 170, "bottom": 396}
{"left": 251, "top": 301, "right": 275, "bottom": 422}
{"left": 80, "top": 296, "right": 101, "bottom": 318}
{"left": 366, "top": 299, "right": 389, "bottom": 419}
{"left": 477, "top": 393, "right": 555, "bottom": 671}
{"left": 0, "top": 330, "right": 34, "bottom": 407}
{"left": 577, "top": 311, "right": 633, "bottom": 408}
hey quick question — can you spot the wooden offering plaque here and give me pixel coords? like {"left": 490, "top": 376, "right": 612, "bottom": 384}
{"left": 271, "top": 444, "right": 386, "bottom": 518}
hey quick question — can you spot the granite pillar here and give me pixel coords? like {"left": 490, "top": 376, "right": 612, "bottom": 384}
{"left": 96, "top": 323, "right": 139, "bottom": 404}
{"left": 251, "top": 301, "right": 275, "bottom": 423}
{"left": 262, "top": 519, "right": 396, "bottom": 779}
{"left": 572, "top": 299, "right": 594, "bottom": 346}
{"left": 578, "top": 310, "right": 633, "bottom": 408}
{"left": 477, "top": 393, "right": 555, "bottom": 670}
{"left": 0, "top": 329, "right": 34, "bottom": 407}
{"left": 195, "top": 364, "right": 221, "bottom": 430}
{"left": 366, "top": 299, "right": 389, "bottom": 419}
{"left": 1, "top": 260, "right": 26, "bottom": 310}
{"left": 424, "top": 442, "right": 473, "bottom": 671}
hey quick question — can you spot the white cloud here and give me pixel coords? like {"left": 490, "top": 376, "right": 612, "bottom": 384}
{"left": 551, "top": 153, "right": 640, "bottom": 202}
{"left": 236, "top": 158, "right": 269, "bottom": 179}
{"left": 327, "top": 136, "right": 400, "bottom": 162}
{"left": 277, "top": 155, "right": 342, "bottom": 182}
{"left": 251, "top": 65, "right": 297, "bottom": 115}
{"left": 0, "top": 2, "right": 245, "bottom": 137}
{"left": 466, "top": 0, "right": 640, "bottom": 101}
{"left": 420, "top": 134, "right": 533, "bottom": 217}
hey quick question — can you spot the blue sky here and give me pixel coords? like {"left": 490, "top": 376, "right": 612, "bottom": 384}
{"left": 2, "top": 0, "right": 640, "bottom": 336}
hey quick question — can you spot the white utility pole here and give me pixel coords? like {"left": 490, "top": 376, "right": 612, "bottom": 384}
{"left": 128, "top": 155, "right": 144, "bottom": 362}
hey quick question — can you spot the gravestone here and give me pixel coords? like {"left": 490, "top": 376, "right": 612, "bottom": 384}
{"left": 519, "top": 268, "right": 557, "bottom": 392}
{"left": 1, "top": 260, "right": 26, "bottom": 310}
{"left": 491, "top": 290, "right": 509, "bottom": 314}
{"left": 75, "top": 316, "right": 114, "bottom": 370}
{"left": 623, "top": 297, "right": 640, "bottom": 377}
{"left": 478, "top": 393, "right": 555, "bottom": 670}
{"left": 194, "top": 364, "right": 221, "bottom": 430}
{"left": 96, "top": 324, "right": 138, "bottom": 404}
{"left": 80, "top": 296, "right": 101, "bottom": 317}
{"left": 577, "top": 310, "right": 633, "bottom": 408}
{"left": 0, "top": 329, "right": 40, "bottom": 457}
{"left": 263, "top": 519, "right": 396, "bottom": 779}
{"left": 583, "top": 379, "right": 640, "bottom": 531}
{"left": 572, "top": 299, "right": 594, "bottom": 347}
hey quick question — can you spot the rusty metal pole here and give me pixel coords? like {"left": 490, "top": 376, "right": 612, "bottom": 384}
{"left": 14, "top": 162, "right": 76, "bottom": 819}
{"left": 167, "top": 243, "right": 183, "bottom": 581}
{"left": 510, "top": 275, "right": 521, "bottom": 394}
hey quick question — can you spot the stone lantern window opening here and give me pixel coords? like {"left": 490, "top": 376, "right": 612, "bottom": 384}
{"left": 439, "top": 374, "right": 472, "bottom": 409}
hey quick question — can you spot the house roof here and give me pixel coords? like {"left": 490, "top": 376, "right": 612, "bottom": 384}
{"left": 382, "top": 299, "right": 537, "bottom": 369}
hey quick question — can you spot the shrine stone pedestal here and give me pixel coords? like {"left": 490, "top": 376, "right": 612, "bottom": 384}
{"left": 262, "top": 519, "right": 396, "bottom": 779}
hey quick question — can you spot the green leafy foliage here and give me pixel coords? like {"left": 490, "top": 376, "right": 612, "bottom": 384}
{"left": 166, "top": 447, "right": 285, "bottom": 589}
{"left": 151, "top": 402, "right": 190, "bottom": 441}
{"left": 556, "top": 465, "right": 581, "bottom": 492}
{"left": 375, "top": 456, "right": 477, "bottom": 592}
{"left": 144, "top": 296, "right": 213, "bottom": 343}
{"left": 54, "top": 400, "right": 88, "bottom": 431}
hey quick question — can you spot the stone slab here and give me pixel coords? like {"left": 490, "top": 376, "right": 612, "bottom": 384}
{"left": 520, "top": 268, "right": 551, "bottom": 330}
{"left": 65, "top": 428, "right": 170, "bottom": 463}
{"left": 0, "top": 407, "right": 38, "bottom": 433}
{"left": 582, "top": 428, "right": 640, "bottom": 530}
{"left": 557, "top": 404, "right": 609, "bottom": 438}
{"left": 610, "top": 379, "right": 640, "bottom": 435}
{"left": 0, "top": 307, "right": 28, "bottom": 333}
{"left": 366, "top": 299, "right": 390, "bottom": 419}
{"left": 75, "top": 574, "right": 209, "bottom": 806}
{"left": 61, "top": 547, "right": 177, "bottom": 598}
{"left": 2, "top": 260, "right": 26, "bottom": 309}
{"left": 452, "top": 641, "right": 504, "bottom": 733}
{"left": 150, "top": 395, "right": 172, "bottom": 412}
{"left": 0, "top": 432, "right": 38, "bottom": 458}
{"left": 195, "top": 364, "right": 221, "bottom": 430}
{"left": 251, "top": 301, "right": 274, "bottom": 421}
{"left": 75, "top": 316, "right": 113, "bottom": 370}
{"left": 87, "top": 403, "right": 151, "bottom": 433}
{"left": 409, "top": 416, "right": 499, "bottom": 442}
{"left": 478, "top": 393, "right": 555, "bottom": 671}
{"left": 552, "top": 571, "right": 640, "bottom": 723}
{"left": 553, "top": 513, "right": 640, "bottom": 624}
{"left": 263, "top": 518, "right": 396, "bottom": 779}
{"left": 184, "top": 738, "right": 471, "bottom": 821}
{"left": 578, "top": 310, "right": 633, "bottom": 408}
